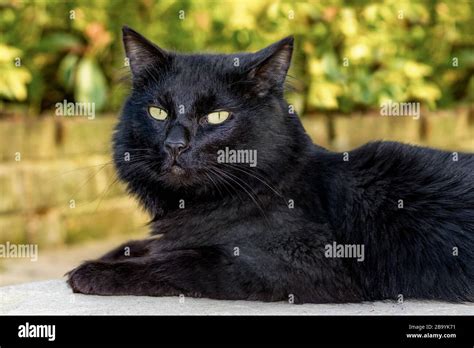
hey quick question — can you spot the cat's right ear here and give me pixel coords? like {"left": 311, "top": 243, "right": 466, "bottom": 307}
{"left": 122, "top": 26, "right": 169, "bottom": 77}
{"left": 243, "top": 36, "right": 294, "bottom": 96}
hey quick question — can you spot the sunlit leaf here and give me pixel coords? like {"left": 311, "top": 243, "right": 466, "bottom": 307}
{"left": 58, "top": 54, "right": 79, "bottom": 91}
{"left": 75, "top": 57, "right": 107, "bottom": 111}
{"left": 0, "top": 44, "right": 32, "bottom": 101}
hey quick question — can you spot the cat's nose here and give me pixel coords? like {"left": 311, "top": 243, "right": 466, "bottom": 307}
{"left": 164, "top": 125, "right": 189, "bottom": 159}
{"left": 165, "top": 140, "right": 187, "bottom": 158}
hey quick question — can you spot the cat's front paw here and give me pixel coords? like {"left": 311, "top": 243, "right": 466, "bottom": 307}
{"left": 67, "top": 261, "right": 111, "bottom": 295}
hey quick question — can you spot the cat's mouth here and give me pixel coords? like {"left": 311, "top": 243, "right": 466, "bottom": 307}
{"left": 160, "top": 156, "right": 207, "bottom": 187}
{"left": 161, "top": 155, "right": 186, "bottom": 175}
{"left": 160, "top": 160, "right": 194, "bottom": 187}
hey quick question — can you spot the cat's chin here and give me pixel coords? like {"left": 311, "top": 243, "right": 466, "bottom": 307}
{"left": 170, "top": 165, "right": 186, "bottom": 176}
{"left": 159, "top": 165, "right": 196, "bottom": 188}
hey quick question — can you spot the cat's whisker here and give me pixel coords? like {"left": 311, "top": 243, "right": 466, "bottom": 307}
{"left": 115, "top": 155, "right": 153, "bottom": 163}
{"left": 209, "top": 170, "right": 233, "bottom": 199}
{"left": 43, "top": 161, "right": 114, "bottom": 183}
{"left": 208, "top": 167, "right": 245, "bottom": 204}
{"left": 94, "top": 175, "right": 121, "bottom": 212}
{"left": 209, "top": 165, "right": 271, "bottom": 228}
{"left": 218, "top": 162, "right": 285, "bottom": 199}
{"left": 62, "top": 162, "right": 111, "bottom": 202}
{"left": 203, "top": 170, "right": 224, "bottom": 198}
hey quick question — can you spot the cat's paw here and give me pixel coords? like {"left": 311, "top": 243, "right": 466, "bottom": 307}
{"left": 66, "top": 261, "right": 111, "bottom": 295}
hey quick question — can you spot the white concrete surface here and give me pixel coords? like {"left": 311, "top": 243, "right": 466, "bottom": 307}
{"left": 1, "top": 280, "right": 473, "bottom": 315}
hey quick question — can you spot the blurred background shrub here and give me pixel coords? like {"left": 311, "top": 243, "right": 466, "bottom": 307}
{"left": 0, "top": 0, "right": 473, "bottom": 116}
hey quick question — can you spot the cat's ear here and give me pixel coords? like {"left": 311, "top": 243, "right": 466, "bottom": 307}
{"left": 245, "top": 36, "right": 294, "bottom": 94}
{"left": 122, "top": 26, "right": 169, "bottom": 77}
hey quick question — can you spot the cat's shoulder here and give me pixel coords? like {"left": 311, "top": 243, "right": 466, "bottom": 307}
{"left": 352, "top": 140, "right": 436, "bottom": 156}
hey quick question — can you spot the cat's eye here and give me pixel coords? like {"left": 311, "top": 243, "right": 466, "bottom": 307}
{"left": 206, "top": 111, "right": 230, "bottom": 125}
{"left": 148, "top": 106, "right": 168, "bottom": 121}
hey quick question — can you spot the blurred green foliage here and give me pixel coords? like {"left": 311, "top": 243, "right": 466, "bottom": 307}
{"left": 0, "top": 0, "right": 473, "bottom": 116}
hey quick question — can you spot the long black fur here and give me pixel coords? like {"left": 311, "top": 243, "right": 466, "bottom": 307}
{"left": 67, "top": 26, "right": 474, "bottom": 303}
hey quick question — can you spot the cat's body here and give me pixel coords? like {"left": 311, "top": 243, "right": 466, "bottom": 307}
{"left": 67, "top": 27, "right": 473, "bottom": 303}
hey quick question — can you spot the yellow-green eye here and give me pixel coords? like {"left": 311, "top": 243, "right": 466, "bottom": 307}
{"left": 207, "top": 111, "right": 230, "bottom": 125}
{"left": 148, "top": 106, "right": 168, "bottom": 120}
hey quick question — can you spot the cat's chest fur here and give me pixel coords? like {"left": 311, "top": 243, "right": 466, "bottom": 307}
{"left": 151, "top": 197, "right": 332, "bottom": 256}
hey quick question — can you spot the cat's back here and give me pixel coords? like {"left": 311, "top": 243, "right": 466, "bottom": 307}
{"left": 339, "top": 140, "right": 474, "bottom": 221}
{"left": 356, "top": 140, "right": 473, "bottom": 171}
{"left": 333, "top": 141, "right": 473, "bottom": 197}
{"left": 321, "top": 141, "right": 474, "bottom": 301}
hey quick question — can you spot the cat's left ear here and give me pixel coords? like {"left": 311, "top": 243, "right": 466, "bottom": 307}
{"left": 245, "top": 36, "right": 294, "bottom": 94}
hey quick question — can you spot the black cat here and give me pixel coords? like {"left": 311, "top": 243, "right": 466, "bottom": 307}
{"left": 67, "top": 26, "right": 473, "bottom": 303}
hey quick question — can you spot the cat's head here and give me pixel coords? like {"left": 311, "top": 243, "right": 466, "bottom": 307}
{"left": 114, "top": 26, "right": 308, "bottom": 211}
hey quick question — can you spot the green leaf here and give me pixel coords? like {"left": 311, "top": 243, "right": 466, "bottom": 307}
{"left": 36, "top": 33, "right": 83, "bottom": 52}
{"left": 75, "top": 57, "right": 107, "bottom": 111}
{"left": 58, "top": 54, "right": 79, "bottom": 91}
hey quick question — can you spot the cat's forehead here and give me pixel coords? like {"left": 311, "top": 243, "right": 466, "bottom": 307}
{"left": 168, "top": 53, "right": 250, "bottom": 83}
{"left": 175, "top": 53, "right": 247, "bottom": 71}
{"left": 152, "top": 53, "right": 248, "bottom": 104}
